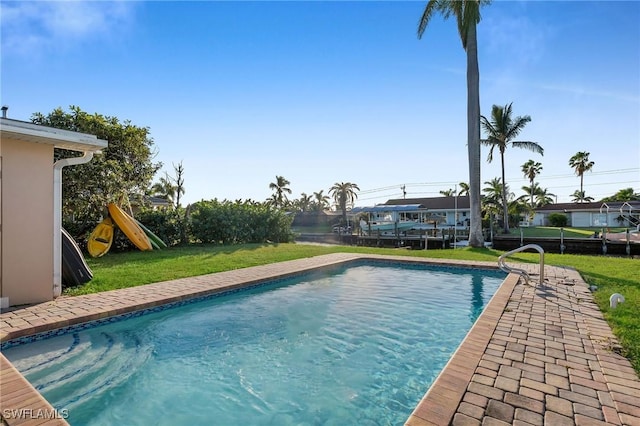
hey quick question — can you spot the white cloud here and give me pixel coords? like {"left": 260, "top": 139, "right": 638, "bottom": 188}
{"left": 1, "top": 1, "right": 136, "bottom": 55}
{"left": 481, "top": 8, "right": 551, "bottom": 67}
{"left": 536, "top": 83, "right": 640, "bottom": 103}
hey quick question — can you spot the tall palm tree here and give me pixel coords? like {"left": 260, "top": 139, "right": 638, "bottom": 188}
{"left": 521, "top": 160, "right": 543, "bottom": 209}
{"left": 481, "top": 102, "right": 543, "bottom": 233}
{"left": 568, "top": 151, "right": 595, "bottom": 198}
{"left": 417, "top": 0, "right": 490, "bottom": 248}
{"left": 329, "top": 182, "right": 360, "bottom": 226}
{"left": 312, "top": 190, "right": 330, "bottom": 211}
{"left": 268, "top": 175, "right": 292, "bottom": 208}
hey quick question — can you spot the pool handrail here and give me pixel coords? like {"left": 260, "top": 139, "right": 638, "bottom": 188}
{"left": 498, "top": 244, "right": 545, "bottom": 285}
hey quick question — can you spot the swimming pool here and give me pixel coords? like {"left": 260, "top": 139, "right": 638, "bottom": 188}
{"left": 3, "top": 262, "right": 506, "bottom": 425}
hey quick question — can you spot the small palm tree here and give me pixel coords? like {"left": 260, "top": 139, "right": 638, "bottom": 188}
{"left": 519, "top": 183, "right": 555, "bottom": 208}
{"left": 568, "top": 151, "right": 595, "bottom": 198}
{"left": 521, "top": 160, "right": 543, "bottom": 209}
{"left": 601, "top": 188, "right": 640, "bottom": 202}
{"left": 329, "top": 182, "right": 360, "bottom": 226}
{"left": 481, "top": 102, "right": 543, "bottom": 233}
{"left": 151, "top": 173, "right": 177, "bottom": 207}
{"left": 268, "top": 175, "right": 292, "bottom": 208}
{"left": 295, "top": 193, "right": 313, "bottom": 212}
{"left": 458, "top": 182, "right": 470, "bottom": 196}
{"left": 571, "top": 190, "right": 594, "bottom": 203}
{"left": 482, "top": 177, "right": 505, "bottom": 224}
{"left": 417, "top": 0, "right": 490, "bottom": 248}
{"left": 440, "top": 188, "right": 456, "bottom": 197}
{"left": 312, "top": 190, "right": 331, "bottom": 211}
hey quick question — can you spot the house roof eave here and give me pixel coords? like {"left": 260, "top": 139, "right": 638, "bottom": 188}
{"left": 0, "top": 118, "right": 108, "bottom": 152}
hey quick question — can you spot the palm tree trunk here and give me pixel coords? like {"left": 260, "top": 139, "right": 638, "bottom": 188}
{"left": 530, "top": 179, "right": 534, "bottom": 209}
{"left": 500, "top": 151, "right": 510, "bottom": 233}
{"left": 466, "top": 22, "right": 484, "bottom": 248}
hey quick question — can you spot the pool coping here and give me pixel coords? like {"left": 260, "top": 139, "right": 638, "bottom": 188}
{"left": 1, "top": 253, "right": 639, "bottom": 425}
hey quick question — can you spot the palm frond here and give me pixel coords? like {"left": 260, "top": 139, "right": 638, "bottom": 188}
{"left": 511, "top": 141, "right": 544, "bottom": 155}
{"left": 417, "top": 1, "right": 439, "bottom": 39}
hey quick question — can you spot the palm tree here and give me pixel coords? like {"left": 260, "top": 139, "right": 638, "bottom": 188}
{"left": 481, "top": 102, "right": 543, "bottom": 233}
{"left": 312, "top": 190, "right": 331, "bottom": 211}
{"left": 482, "top": 177, "right": 506, "bottom": 221}
{"left": 521, "top": 160, "right": 543, "bottom": 209}
{"left": 417, "top": 0, "right": 490, "bottom": 248}
{"left": 571, "top": 190, "right": 594, "bottom": 203}
{"left": 329, "top": 182, "right": 360, "bottom": 226}
{"left": 568, "top": 151, "right": 595, "bottom": 198}
{"left": 519, "top": 183, "right": 555, "bottom": 208}
{"left": 534, "top": 186, "right": 556, "bottom": 207}
{"left": 151, "top": 173, "right": 177, "bottom": 207}
{"left": 268, "top": 175, "right": 292, "bottom": 208}
{"left": 601, "top": 188, "right": 640, "bottom": 202}
{"left": 440, "top": 188, "right": 456, "bottom": 197}
{"left": 295, "top": 193, "right": 313, "bottom": 212}
{"left": 458, "top": 182, "right": 470, "bottom": 196}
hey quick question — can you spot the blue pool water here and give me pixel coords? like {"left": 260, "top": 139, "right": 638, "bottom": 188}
{"left": 4, "top": 262, "right": 505, "bottom": 425}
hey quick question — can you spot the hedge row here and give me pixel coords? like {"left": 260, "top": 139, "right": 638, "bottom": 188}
{"left": 136, "top": 199, "right": 294, "bottom": 248}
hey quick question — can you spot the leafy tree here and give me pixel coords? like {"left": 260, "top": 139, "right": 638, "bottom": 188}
{"left": 417, "top": 0, "right": 490, "bottom": 248}
{"left": 481, "top": 102, "right": 543, "bottom": 233}
{"left": 267, "top": 175, "right": 292, "bottom": 208}
{"left": 521, "top": 160, "right": 543, "bottom": 209}
{"left": 601, "top": 188, "right": 640, "bottom": 202}
{"left": 329, "top": 182, "right": 360, "bottom": 226}
{"left": 32, "top": 105, "right": 161, "bottom": 235}
{"left": 568, "top": 151, "right": 594, "bottom": 198}
{"left": 571, "top": 190, "right": 594, "bottom": 203}
{"left": 312, "top": 190, "right": 331, "bottom": 211}
{"left": 440, "top": 188, "right": 456, "bottom": 197}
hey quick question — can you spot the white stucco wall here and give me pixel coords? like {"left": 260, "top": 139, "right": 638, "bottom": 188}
{"left": 1, "top": 138, "right": 55, "bottom": 305}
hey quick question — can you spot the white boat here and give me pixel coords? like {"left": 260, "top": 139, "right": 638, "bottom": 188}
{"left": 360, "top": 219, "right": 417, "bottom": 234}
{"left": 351, "top": 204, "right": 425, "bottom": 235}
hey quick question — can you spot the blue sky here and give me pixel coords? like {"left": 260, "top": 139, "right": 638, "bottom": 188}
{"left": 2, "top": 1, "right": 639, "bottom": 207}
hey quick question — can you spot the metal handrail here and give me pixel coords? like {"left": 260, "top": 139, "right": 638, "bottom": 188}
{"left": 498, "top": 244, "right": 545, "bottom": 285}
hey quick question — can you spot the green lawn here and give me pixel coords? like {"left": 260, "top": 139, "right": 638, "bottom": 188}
{"left": 516, "top": 226, "right": 627, "bottom": 238}
{"left": 78, "top": 243, "right": 640, "bottom": 374}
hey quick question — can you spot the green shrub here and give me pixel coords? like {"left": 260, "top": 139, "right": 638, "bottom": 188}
{"left": 137, "top": 208, "right": 187, "bottom": 246}
{"left": 189, "top": 199, "right": 294, "bottom": 244}
{"left": 548, "top": 213, "right": 568, "bottom": 227}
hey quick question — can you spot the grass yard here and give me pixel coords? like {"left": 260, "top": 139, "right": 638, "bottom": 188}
{"left": 516, "top": 226, "right": 627, "bottom": 238}
{"left": 77, "top": 243, "right": 640, "bottom": 374}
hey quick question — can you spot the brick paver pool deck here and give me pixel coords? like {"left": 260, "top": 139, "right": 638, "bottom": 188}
{"left": 1, "top": 253, "right": 638, "bottom": 425}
